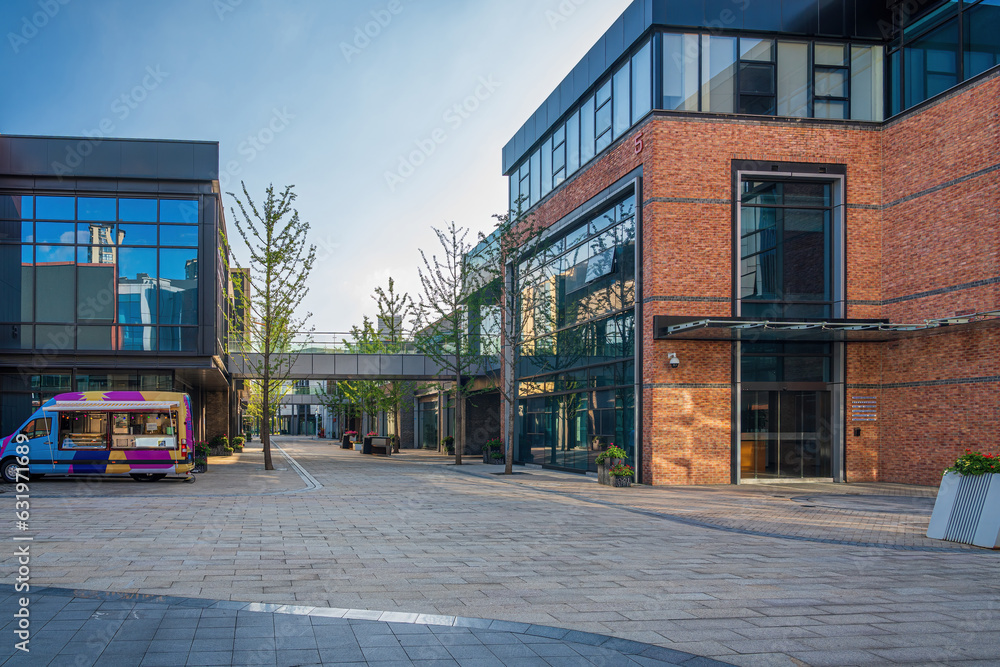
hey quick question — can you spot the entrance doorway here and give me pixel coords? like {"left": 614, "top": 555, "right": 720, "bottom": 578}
{"left": 740, "top": 390, "right": 832, "bottom": 479}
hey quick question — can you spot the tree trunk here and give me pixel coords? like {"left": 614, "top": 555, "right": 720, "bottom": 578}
{"left": 262, "top": 376, "right": 274, "bottom": 470}
{"left": 454, "top": 375, "right": 463, "bottom": 465}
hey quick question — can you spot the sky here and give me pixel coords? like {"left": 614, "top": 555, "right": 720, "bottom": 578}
{"left": 0, "top": 0, "right": 633, "bottom": 335}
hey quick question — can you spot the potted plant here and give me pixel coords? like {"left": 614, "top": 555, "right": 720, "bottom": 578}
{"left": 232, "top": 435, "right": 245, "bottom": 452}
{"left": 193, "top": 441, "right": 210, "bottom": 472}
{"left": 209, "top": 434, "right": 229, "bottom": 456}
{"left": 483, "top": 438, "right": 503, "bottom": 464}
{"left": 342, "top": 431, "right": 357, "bottom": 450}
{"left": 609, "top": 463, "right": 634, "bottom": 488}
{"left": 928, "top": 450, "right": 1000, "bottom": 548}
{"left": 596, "top": 444, "right": 628, "bottom": 486}
{"left": 442, "top": 436, "right": 454, "bottom": 455}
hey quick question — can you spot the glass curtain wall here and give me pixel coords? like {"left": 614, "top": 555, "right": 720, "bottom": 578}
{"left": 515, "top": 195, "right": 636, "bottom": 473}
{"left": 889, "top": 0, "right": 1000, "bottom": 115}
{"left": 0, "top": 194, "right": 200, "bottom": 352}
{"left": 509, "top": 32, "right": 886, "bottom": 213}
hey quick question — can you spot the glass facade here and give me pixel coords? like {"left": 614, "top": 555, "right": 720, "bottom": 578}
{"left": 737, "top": 177, "right": 840, "bottom": 480}
{"left": 889, "top": 0, "right": 1000, "bottom": 115}
{"left": 739, "top": 181, "right": 833, "bottom": 319}
{"left": 515, "top": 195, "right": 636, "bottom": 473}
{"left": 0, "top": 194, "right": 200, "bottom": 352}
{"left": 508, "top": 32, "right": 887, "bottom": 211}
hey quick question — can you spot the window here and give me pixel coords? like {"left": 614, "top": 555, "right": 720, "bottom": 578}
{"left": 777, "top": 42, "right": 809, "bottom": 117}
{"left": 965, "top": 0, "right": 1000, "bottom": 78}
{"left": 59, "top": 411, "right": 108, "bottom": 449}
{"left": 21, "top": 417, "right": 51, "bottom": 440}
{"left": 595, "top": 80, "right": 612, "bottom": 152}
{"left": 552, "top": 124, "right": 566, "bottom": 187}
{"left": 663, "top": 33, "right": 699, "bottom": 110}
{"left": 580, "top": 96, "right": 595, "bottom": 164}
{"left": 851, "top": 46, "right": 884, "bottom": 121}
{"left": 739, "top": 38, "right": 776, "bottom": 115}
{"left": 702, "top": 35, "right": 737, "bottom": 112}
{"left": 739, "top": 180, "right": 833, "bottom": 319}
{"left": 566, "top": 112, "right": 580, "bottom": 175}
{"left": 814, "top": 43, "right": 849, "bottom": 119}
{"left": 612, "top": 63, "right": 631, "bottom": 139}
{"left": 631, "top": 41, "right": 652, "bottom": 122}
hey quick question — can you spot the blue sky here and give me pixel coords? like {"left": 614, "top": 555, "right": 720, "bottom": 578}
{"left": 1, "top": 0, "right": 632, "bottom": 333}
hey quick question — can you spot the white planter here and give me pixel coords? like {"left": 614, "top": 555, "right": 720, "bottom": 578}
{"left": 353, "top": 442, "right": 363, "bottom": 451}
{"left": 927, "top": 472, "right": 1000, "bottom": 549}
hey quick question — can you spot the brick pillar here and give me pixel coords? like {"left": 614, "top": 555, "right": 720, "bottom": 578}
{"left": 205, "top": 389, "right": 230, "bottom": 442}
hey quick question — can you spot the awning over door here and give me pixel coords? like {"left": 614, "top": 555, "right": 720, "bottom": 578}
{"left": 652, "top": 311, "right": 1000, "bottom": 342}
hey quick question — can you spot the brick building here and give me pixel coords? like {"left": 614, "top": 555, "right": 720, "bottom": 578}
{"left": 502, "top": 0, "right": 999, "bottom": 485}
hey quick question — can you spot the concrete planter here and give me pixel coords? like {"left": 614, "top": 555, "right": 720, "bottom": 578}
{"left": 597, "top": 459, "right": 622, "bottom": 486}
{"left": 927, "top": 472, "right": 1000, "bottom": 549}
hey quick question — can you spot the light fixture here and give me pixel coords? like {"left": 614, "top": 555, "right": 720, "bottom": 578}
{"left": 667, "top": 353, "right": 679, "bottom": 369}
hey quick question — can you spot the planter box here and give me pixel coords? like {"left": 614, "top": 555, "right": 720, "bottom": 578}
{"left": 612, "top": 475, "right": 632, "bottom": 488}
{"left": 353, "top": 442, "right": 363, "bottom": 451}
{"left": 597, "top": 459, "right": 622, "bottom": 486}
{"left": 927, "top": 472, "right": 1000, "bottom": 549}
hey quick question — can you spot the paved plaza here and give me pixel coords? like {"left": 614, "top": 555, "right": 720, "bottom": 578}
{"left": 1, "top": 437, "right": 998, "bottom": 666}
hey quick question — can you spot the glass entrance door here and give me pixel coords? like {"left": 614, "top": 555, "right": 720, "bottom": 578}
{"left": 740, "top": 390, "right": 831, "bottom": 479}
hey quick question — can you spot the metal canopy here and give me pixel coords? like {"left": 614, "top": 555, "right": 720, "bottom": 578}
{"left": 652, "top": 312, "right": 1000, "bottom": 342}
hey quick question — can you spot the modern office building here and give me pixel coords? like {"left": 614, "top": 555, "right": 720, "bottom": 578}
{"left": 502, "top": 0, "right": 1000, "bottom": 485}
{"left": 0, "top": 135, "right": 236, "bottom": 441}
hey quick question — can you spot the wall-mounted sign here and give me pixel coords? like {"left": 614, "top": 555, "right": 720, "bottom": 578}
{"left": 851, "top": 396, "right": 877, "bottom": 422}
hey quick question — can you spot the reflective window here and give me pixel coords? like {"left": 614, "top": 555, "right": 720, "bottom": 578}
{"left": 78, "top": 263, "right": 116, "bottom": 322}
{"left": 965, "top": 0, "right": 1000, "bottom": 78}
{"left": 905, "top": 18, "right": 959, "bottom": 108}
{"left": 580, "top": 96, "right": 595, "bottom": 164}
{"left": 35, "top": 222, "right": 75, "bottom": 244}
{"left": 159, "top": 248, "right": 198, "bottom": 325}
{"left": 566, "top": 111, "right": 580, "bottom": 174}
{"left": 35, "top": 247, "right": 75, "bottom": 323}
{"left": 35, "top": 196, "right": 74, "bottom": 220}
{"left": 119, "top": 224, "right": 157, "bottom": 246}
{"left": 663, "top": 33, "right": 699, "bottom": 110}
{"left": 159, "top": 200, "right": 199, "bottom": 224}
{"left": 78, "top": 222, "right": 118, "bottom": 246}
{"left": 160, "top": 225, "right": 198, "bottom": 247}
{"left": 702, "top": 35, "right": 737, "bottom": 112}
{"left": 777, "top": 42, "right": 809, "bottom": 117}
{"left": 740, "top": 181, "right": 832, "bottom": 319}
{"left": 612, "top": 62, "right": 631, "bottom": 139}
{"left": 851, "top": 46, "right": 884, "bottom": 121}
{"left": 631, "top": 41, "right": 652, "bottom": 123}
{"left": 120, "top": 326, "right": 156, "bottom": 351}
{"left": 77, "top": 198, "right": 116, "bottom": 222}
{"left": 159, "top": 327, "right": 197, "bottom": 352}
{"left": 595, "top": 80, "right": 612, "bottom": 152}
{"left": 119, "top": 198, "right": 157, "bottom": 222}
{"left": 118, "top": 248, "right": 158, "bottom": 325}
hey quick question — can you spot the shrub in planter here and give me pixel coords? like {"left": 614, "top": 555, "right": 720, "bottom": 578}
{"left": 232, "top": 435, "right": 246, "bottom": 448}
{"left": 928, "top": 449, "right": 1000, "bottom": 548}
{"left": 597, "top": 445, "right": 628, "bottom": 485}
{"left": 442, "top": 436, "right": 455, "bottom": 454}
{"left": 223, "top": 446, "right": 234, "bottom": 456}
{"left": 609, "top": 463, "right": 634, "bottom": 487}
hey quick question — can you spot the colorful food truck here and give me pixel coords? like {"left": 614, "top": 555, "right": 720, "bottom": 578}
{"left": 0, "top": 391, "right": 195, "bottom": 483}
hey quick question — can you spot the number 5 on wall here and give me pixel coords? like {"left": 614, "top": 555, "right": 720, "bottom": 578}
{"left": 634, "top": 132, "right": 644, "bottom": 155}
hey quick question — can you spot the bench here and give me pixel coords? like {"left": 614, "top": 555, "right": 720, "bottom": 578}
{"left": 365, "top": 436, "right": 391, "bottom": 456}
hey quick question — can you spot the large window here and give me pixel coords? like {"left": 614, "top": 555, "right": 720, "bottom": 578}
{"left": 739, "top": 181, "right": 833, "bottom": 319}
{"left": 514, "top": 194, "right": 636, "bottom": 474}
{"left": 0, "top": 194, "right": 200, "bottom": 352}
{"left": 889, "top": 0, "right": 1000, "bottom": 114}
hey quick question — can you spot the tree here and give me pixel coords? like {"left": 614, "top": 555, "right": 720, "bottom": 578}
{"left": 373, "top": 278, "right": 417, "bottom": 452}
{"left": 479, "top": 200, "right": 548, "bottom": 474}
{"left": 415, "top": 222, "right": 487, "bottom": 465}
{"left": 226, "top": 183, "right": 316, "bottom": 471}
{"left": 341, "top": 316, "right": 384, "bottom": 433}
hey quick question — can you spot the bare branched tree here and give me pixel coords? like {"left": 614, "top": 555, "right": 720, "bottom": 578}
{"left": 226, "top": 182, "right": 315, "bottom": 471}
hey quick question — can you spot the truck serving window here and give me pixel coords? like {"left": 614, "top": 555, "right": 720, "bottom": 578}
{"left": 59, "top": 412, "right": 108, "bottom": 449}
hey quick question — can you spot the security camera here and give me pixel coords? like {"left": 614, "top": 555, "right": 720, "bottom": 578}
{"left": 668, "top": 353, "right": 679, "bottom": 369}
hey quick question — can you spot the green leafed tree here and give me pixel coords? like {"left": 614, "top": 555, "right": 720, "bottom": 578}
{"left": 226, "top": 182, "right": 316, "bottom": 471}
{"left": 373, "top": 278, "right": 417, "bottom": 452}
{"left": 415, "top": 222, "right": 488, "bottom": 465}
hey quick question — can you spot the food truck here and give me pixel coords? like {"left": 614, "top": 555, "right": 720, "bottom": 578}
{"left": 0, "top": 391, "right": 195, "bottom": 483}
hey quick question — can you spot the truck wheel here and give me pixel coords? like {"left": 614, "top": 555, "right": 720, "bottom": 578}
{"left": 1, "top": 458, "right": 21, "bottom": 484}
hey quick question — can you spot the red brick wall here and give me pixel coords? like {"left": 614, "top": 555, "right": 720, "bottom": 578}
{"left": 511, "top": 71, "right": 999, "bottom": 486}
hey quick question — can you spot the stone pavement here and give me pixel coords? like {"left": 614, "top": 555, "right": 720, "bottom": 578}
{"left": 2, "top": 437, "right": 999, "bottom": 666}
{"left": 0, "top": 587, "right": 727, "bottom": 667}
